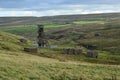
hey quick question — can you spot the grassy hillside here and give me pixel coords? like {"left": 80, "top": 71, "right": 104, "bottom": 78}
{"left": 0, "top": 50, "right": 120, "bottom": 80}
{"left": 1, "top": 31, "right": 119, "bottom": 64}
{"left": 0, "top": 28, "right": 120, "bottom": 80}
{"left": 0, "top": 31, "right": 30, "bottom": 52}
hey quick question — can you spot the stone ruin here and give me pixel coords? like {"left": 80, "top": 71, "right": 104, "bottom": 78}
{"left": 94, "top": 33, "right": 101, "bottom": 37}
{"left": 24, "top": 48, "right": 38, "bottom": 53}
{"left": 79, "top": 43, "right": 97, "bottom": 50}
{"left": 62, "top": 48, "right": 83, "bottom": 55}
{"left": 78, "top": 34, "right": 86, "bottom": 39}
{"left": 87, "top": 50, "right": 98, "bottom": 58}
{"left": 37, "top": 25, "right": 45, "bottom": 47}
{"left": 62, "top": 48, "right": 98, "bottom": 58}
{"left": 24, "top": 24, "right": 49, "bottom": 53}
{"left": 37, "top": 25, "right": 49, "bottom": 47}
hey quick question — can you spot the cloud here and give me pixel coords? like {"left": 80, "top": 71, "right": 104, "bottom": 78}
{"left": 0, "top": 4, "right": 120, "bottom": 17}
{"left": 0, "top": 0, "right": 120, "bottom": 9}
{"left": 0, "top": 0, "right": 120, "bottom": 16}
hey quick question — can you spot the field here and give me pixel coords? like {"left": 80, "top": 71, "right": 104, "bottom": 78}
{"left": 0, "top": 24, "right": 71, "bottom": 34}
{"left": 0, "top": 13, "right": 120, "bottom": 80}
{"left": 73, "top": 20, "right": 104, "bottom": 24}
{"left": 0, "top": 20, "right": 104, "bottom": 34}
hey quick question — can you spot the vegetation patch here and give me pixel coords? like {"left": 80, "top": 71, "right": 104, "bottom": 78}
{"left": 73, "top": 21, "right": 104, "bottom": 24}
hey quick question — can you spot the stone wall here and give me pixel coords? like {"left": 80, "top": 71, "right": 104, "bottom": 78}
{"left": 62, "top": 48, "right": 83, "bottom": 55}
{"left": 24, "top": 48, "right": 38, "bottom": 53}
{"left": 87, "top": 50, "right": 98, "bottom": 58}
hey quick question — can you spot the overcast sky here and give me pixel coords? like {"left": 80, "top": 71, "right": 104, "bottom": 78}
{"left": 0, "top": 0, "right": 120, "bottom": 16}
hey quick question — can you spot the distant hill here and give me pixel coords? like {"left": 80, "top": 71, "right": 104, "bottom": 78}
{"left": 0, "top": 13, "right": 120, "bottom": 26}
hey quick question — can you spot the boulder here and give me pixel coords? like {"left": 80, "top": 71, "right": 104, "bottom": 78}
{"left": 19, "top": 38, "right": 27, "bottom": 43}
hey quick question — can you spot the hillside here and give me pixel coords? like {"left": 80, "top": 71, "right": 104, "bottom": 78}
{"left": 0, "top": 13, "right": 120, "bottom": 63}
{"left": 1, "top": 16, "right": 119, "bottom": 54}
{"left": 0, "top": 32, "right": 31, "bottom": 52}
{"left": 0, "top": 32, "right": 120, "bottom": 80}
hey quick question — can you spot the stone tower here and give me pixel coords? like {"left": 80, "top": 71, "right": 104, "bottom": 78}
{"left": 37, "top": 25, "right": 45, "bottom": 47}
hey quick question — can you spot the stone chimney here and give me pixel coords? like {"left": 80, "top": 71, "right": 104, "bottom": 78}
{"left": 37, "top": 25, "right": 45, "bottom": 47}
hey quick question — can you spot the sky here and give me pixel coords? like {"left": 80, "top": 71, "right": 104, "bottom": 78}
{"left": 0, "top": 0, "right": 120, "bottom": 17}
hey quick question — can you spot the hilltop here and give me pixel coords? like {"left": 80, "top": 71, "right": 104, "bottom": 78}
{"left": 0, "top": 13, "right": 120, "bottom": 26}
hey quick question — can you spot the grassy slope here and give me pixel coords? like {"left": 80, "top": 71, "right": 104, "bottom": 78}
{"left": 0, "top": 31, "right": 30, "bottom": 52}
{"left": 0, "top": 31, "right": 120, "bottom": 80}
{"left": 0, "top": 50, "right": 120, "bottom": 80}
{"left": 0, "top": 14, "right": 120, "bottom": 79}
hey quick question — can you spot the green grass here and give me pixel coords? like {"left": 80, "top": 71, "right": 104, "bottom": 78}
{"left": 6, "top": 26, "right": 37, "bottom": 34}
{"left": 0, "top": 23, "right": 70, "bottom": 34}
{"left": 0, "top": 20, "right": 105, "bottom": 34}
{"left": 44, "top": 23, "right": 70, "bottom": 28}
{"left": 73, "top": 21, "right": 104, "bottom": 24}
{"left": 0, "top": 25, "right": 37, "bottom": 34}
{"left": 0, "top": 31, "right": 31, "bottom": 51}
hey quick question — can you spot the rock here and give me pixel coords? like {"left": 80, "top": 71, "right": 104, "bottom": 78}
{"left": 78, "top": 34, "right": 86, "bottom": 39}
{"left": 75, "top": 49, "right": 83, "bottom": 55}
{"left": 94, "top": 33, "right": 101, "bottom": 37}
{"left": 19, "top": 38, "right": 27, "bottom": 43}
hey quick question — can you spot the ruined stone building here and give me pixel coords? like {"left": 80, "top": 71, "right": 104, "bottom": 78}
{"left": 37, "top": 25, "right": 48, "bottom": 47}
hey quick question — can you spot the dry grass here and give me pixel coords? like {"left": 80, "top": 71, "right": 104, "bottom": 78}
{"left": 0, "top": 50, "right": 120, "bottom": 80}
